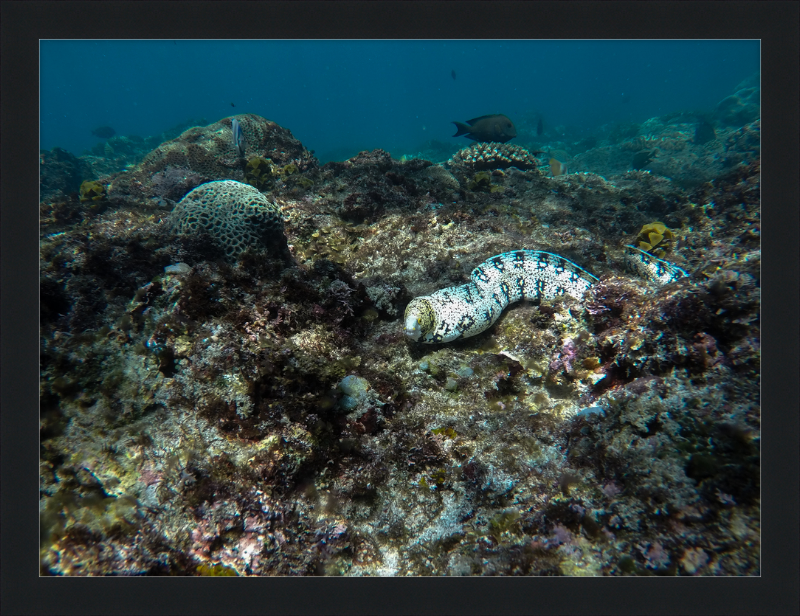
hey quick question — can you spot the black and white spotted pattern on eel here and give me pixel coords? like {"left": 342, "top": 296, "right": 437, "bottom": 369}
{"left": 403, "top": 246, "right": 688, "bottom": 344}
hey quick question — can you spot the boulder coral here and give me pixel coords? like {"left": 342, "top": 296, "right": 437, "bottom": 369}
{"left": 166, "top": 180, "right": 286, "bottom": 260}
{"left": 447, "top": 142, "right": 541, "bottom": 173}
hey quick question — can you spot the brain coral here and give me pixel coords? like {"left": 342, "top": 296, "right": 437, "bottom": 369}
{"left": 166, "top": 180, "right": 284, "bottom": 259}
{"left": 109, "top": 114, "right": 317, "bottom": 201}
{"left": 447, "top": 142, "right": 540, "bottom": 172}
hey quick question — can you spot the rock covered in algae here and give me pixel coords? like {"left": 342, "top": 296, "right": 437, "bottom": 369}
{"left": 338, "top": 374, "right": 371, "bottom": 410}
{"left": 108, "top": 114, "right": 318, "bottom": 204}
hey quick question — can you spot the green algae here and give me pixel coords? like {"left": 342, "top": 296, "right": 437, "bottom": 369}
{"left": 244, "top": 156, "right": 274, "bottom": 191}
{"left": 79, "top": 180, "right": 106, "bottom": 203}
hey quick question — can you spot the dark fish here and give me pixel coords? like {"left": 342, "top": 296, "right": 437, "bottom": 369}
{"left": 694, "top": 118, "right": 716, "bottom": 145}
{"left": 631, "top": 150, "right": 656, "bottom": 170}
{"left": 231, "top": 118, "right": 245, "bottom": 157}
{"left": 452, "top": 114, "right": 516, "bottom": 143}
{"left": 451, "top": 69, "right": 456, "bottom": 80}
{"left": 537, "top": 118, "right": 544, "bottom": 136}
{"left": 91, "top": 126, "right": 116, "bottom": 139}
{"left": 231, "top": 102, "right": 235, "bottom": 107}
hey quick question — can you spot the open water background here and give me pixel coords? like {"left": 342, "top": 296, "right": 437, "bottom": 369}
{"left": 40, "top": 40, "right": 759, "bottom": 162}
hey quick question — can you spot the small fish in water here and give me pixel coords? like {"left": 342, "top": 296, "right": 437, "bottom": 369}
{"left": 451, "top": 69, "right": 456, "bottom": 80}
{"left": 230, "top": 102, "right": 235, "bottom": 107}
{"left": 452, "top": 114, "right": 516, "bottom": 143}
{"left": 231, "top": 118, "right": 245, "bottom": 158}
{"left": 694, "top": 117, "right": 716, "bottom": 145}
{"left": 549, "top": 158, "right": 568, "bottom": 176}
{"left": 631, "top": 150, "right": 656, "bottom": 170}
{"left": 537, "top": 117, "right": 544, "bottom": 136}
{"left": 91, "top": 126, "right": 116, "bottom": 139}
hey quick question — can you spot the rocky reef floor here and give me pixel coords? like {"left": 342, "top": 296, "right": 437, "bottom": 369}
{"left": 40, "top": 112, "right": 760, "bottom": 576}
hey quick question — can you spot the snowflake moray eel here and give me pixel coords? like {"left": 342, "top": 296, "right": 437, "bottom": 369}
{"left": 403, "top": 246, "right": 688, "bottom": 344}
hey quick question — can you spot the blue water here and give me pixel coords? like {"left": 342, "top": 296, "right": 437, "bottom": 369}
{"left": 40, "top": 40, "right": 759, "bottom": 162}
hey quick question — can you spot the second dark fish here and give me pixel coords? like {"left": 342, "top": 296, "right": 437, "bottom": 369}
{"left": 694, "top": 118, "right": 716, "bottom": 145}
{"left": 452, "top": 114, "right": 516, "bottom": 143}
{"left": 91, "top": 126, "right": 116, "bottom": 139}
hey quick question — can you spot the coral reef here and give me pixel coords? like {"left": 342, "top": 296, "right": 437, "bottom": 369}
{"left": 39, "top": 92, "right": 760, "bottom": 577}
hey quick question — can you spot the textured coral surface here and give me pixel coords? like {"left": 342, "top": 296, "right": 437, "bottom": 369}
{"left": 40, "top": 106, "right": 760, "bottom": 576}
{"left": 167, "top": 180, "right": 285, "bottom": 260}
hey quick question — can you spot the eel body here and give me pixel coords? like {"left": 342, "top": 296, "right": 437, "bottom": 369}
{"left": 404, "top": 246, "right": 687, "bottom": 344}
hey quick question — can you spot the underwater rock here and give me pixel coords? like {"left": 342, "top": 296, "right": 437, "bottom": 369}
{"left": 721, "top": 119, "right": 760, "bottom": 169}
{"left": 416, "top": 164, "right": 460, "bottom": 191}
{"left": 713, "top": 86, "right": 760, "bottom": 127}
{"left": 316, "top": 149, "right": 437, "bottom": 223}
{"left": 39, "top": 147, "right": 92, "bottom": 202}
{"left": 337, "top": 375, "right": 371, "bottom": 410}
{"left": 149, "top": 166, "right": 207, "bottom": 202}
{"left": 108, "top": 114, "right": 317, "bottom": 205}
